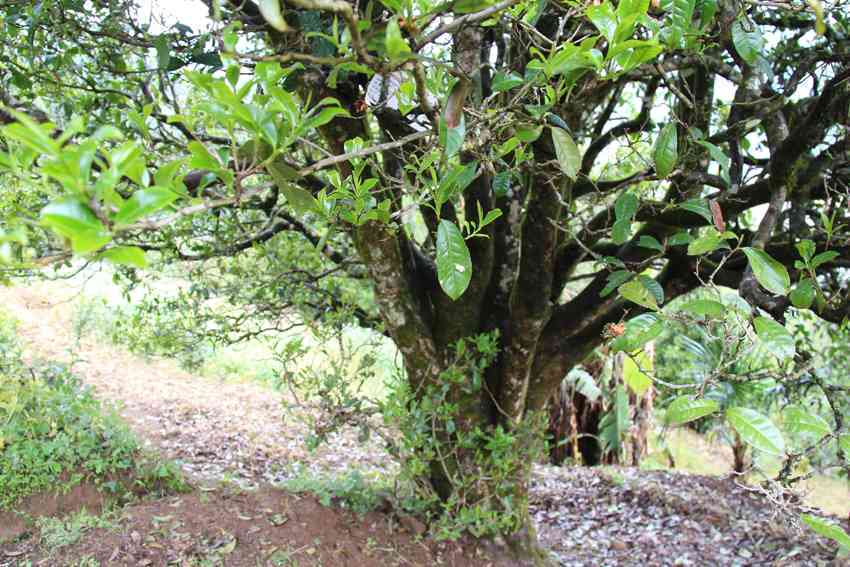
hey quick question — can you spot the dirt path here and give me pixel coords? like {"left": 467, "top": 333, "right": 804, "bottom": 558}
{"left": 1, "top": 282, "right": 390, "bottom": 487}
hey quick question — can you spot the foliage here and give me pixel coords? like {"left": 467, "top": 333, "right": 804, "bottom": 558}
{"left": 36, "top": 509, "right": 117, "bottom": 551}
{"left": 74, "top": 291, "right": 213, "bottom": 370}
{"left": 650, "top": 288, "right": 849, "bottom": 484}
{"left": 382, "top": 333, "right": 547, "bottom": 540}
{"left": 802, "top": 514, "right": 850, "bottom": 557}
{"left": 0, "top": 310, "right": 186, "bottom": 509}
{"left": 1, "top": 0, "right": 849, "bottom": 549}
{"left": 273, "top": 325, "right": 393, "bottom": 446}
{"left": 281, "top": 469, "right": 391, "bottom": 516}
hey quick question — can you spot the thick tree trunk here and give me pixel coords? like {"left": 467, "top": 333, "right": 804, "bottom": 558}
{"left": 389, "top": 340, "right": 555, "bottom": 565}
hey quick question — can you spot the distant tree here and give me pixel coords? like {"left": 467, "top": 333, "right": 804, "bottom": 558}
{"left": 1, "top": 0, "right": 849, "bottom": 561}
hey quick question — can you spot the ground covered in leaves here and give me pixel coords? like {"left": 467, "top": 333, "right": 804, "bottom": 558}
{"left": 1, "top": 282, "right": 847, "bottom": 566}
{"left": 532, "top": 466, "right": 845, "bottom": 566}
{"left": 3, "top": 487, "right": 513, "bottom": 567}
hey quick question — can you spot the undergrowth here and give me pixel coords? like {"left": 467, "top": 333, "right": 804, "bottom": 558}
{"left": 280, "top": 468, "right": 391, "bottom": 516}
{"left": 36, "top": 509, "right": 117, "bottom": 551}
{"left": 0, "top": 309, "right": 187, "bottom": 510}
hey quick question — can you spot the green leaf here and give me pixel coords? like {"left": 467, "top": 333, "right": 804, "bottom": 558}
{"left": 224, "top": 63, "right": 242, "bottom": 89}
{"left": 731, "top": 20, "right": 764, "bottom": 66}
{"left": 726, "top": 407, "right": 785, "bottom": 456}
{"left": 114, "top": 187, "right": 179, "bottom": 226}
{"left": 385, "top": 18, "right": 411, "bottom": 60}
{"left": 515, "top": 124, "right": 542, "bottom": 143}
{"left": 492, "top": 72, "right": 524, "bottom": 93}
{"left": 754, "top": 316, "right": 796, "bottom": 361}
{"left": 69, "top": 230, "right": 113, "bottom": 254}
{"left": 790, "top": 279, "right": 816, "bottom": 309}
{"left": 40, "top": 198, "right": 111, "bottom": 254}
{"left": 436, "top": 220, "right": 472, "bottom": 300}
{"left": 440, "top": 116, "right": 466, "bottom": 159}
{"left": 282, "top": 184, "right": 319, "bottom": 216}
{"left": 376, "top": 0, "right": 402, "bottom": 11}
{"left": 678, "top": 198, "right": 713, "bottom": 223}
{"left": 190, "top": 51, "right": 223, "bottom": 68}
{"left": 638, "top": 275, "right": 664, "bottom": 305}
{"left": 614, "top": 192, "right": 639, "bottom": 220}
{"left": 612, "top": 219, "right": 633, "bottom": 244}
{"left": 436, "top": 162, "right": 478, "bottom": 208}
{"left": 110, "top": 141, "right": 148, "bottom": 186}
{"left": 669, "top": 232, "right": 692, "bottom": 246}
{"left": 615, "top": 384, "right": 629, "bottom": 435}
{"left": 614, "top": 41, "right": 664, "bottom": 72}
{"left": 742, "top": 247, "right": 791, "bottom": 296}
{"left": 154, "top": 159, "right": 186, "bottom": 188}
{"left": 587, "top": 2, "right": 617, "bottom": 41}
{"left": 257, "top": 0, "right": 290, "bottom": 32}
{"left": 401, "top": 195, "right": 429, "bottom": 245}
{"left": 666, "top": 396, "right": 720, "bottom": 425}
{"left": 550, "top": 127, "right": 581, "bottom": 180}
{"left": 666, "top": 0, "right": 696, "bottom": 48}
{"left": 680, "top": 298, "right": 724, "bottom": 317}
{"left": 610, "top": 313, "right": 664, "bottom": 352}
{"left": 2, "top": 113, "right": 59, "bottom": 156}
{"left": 267, "top": 161, "right": 317, "bottom": 215}
{"left": 638, "top": 235, "right": 664, "bottom": 252}
{"left": 600, "top": 385, "right": 631, "bottom": 452}
{"left": 810, "top": 250, "right": 839, "bottom": 269}
{"left": 806, "top": 0, "right": 826, "bottom": 35}
{"left": 187, "top": 141, "right": 220, "bottom": 170}
{"left": 623, "top": 355, "right": 652, "bottom": 396}
{"left": 601, "top": 270, "right": 633, "bottom": 297}
{"left": 619, "top": 278, "right": 658, "bottom": 310}
{"left": 497, "top": 137, "right": 521, "bottom": 158}
{"left": 697, "top": 0, "right": 718, "bottom": 28}
{"left": 305, "top": 106, "right": 349, "bottom": 130}
{"left": 40, "top": 198, "right": 105, "bottom": 239}
{"left": 618, "top": 0, "right": 650, "bottom": 19}
{"left": 840, "top": 435, "right": 850, "bottom": 454}
{"left": 654, "top": 122, "right": 678, "bottom": 177}
{"left": 612, "top": 16, "right": 638, "bottom": 44}
{"left": 101, "top": 246, "right": 148, "bottom": 268}
{"left": 796, "top": 239, "right": 816, "bottom": 261}
{"left": 453, "top": 0, "right": 496, "bottom": 13}
{"left": 479, "top": 208, "right": 503, "bottom": 228}
{"left": 801, "top": 515, "right": 850, "bottom": 553}
{"left": 783, "top": 406, "right": 831, "bottom": 439}
{"left": 569, "top": 368, "right": 601, "bottom": 402}
{"left": 155, "top": 35, "right": 171, "bottom": 70}
{"left": 687, "top": 232, "right": 727, "bottom": 255}
{"left": 492, "top": 171, "right": 511, "bottom": 197}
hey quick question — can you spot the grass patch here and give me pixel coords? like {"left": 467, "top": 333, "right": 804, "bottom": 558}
{"left": 280, "top": 468, "right": 391, "bottom": 516}
{"left": 642, "top": 429, "right": 731, "bottom": 476}
{"left": 36, "top": 509, "right": 116, "bottom": 551}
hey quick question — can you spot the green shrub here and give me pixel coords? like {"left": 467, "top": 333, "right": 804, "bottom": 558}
{"left": 0, "top": 311, "right": 185, "bottom": 509}
{"left": 36, "top": 509, "right": 117, "bottom": 551}
{"left": 281, "top": 468, "right": 391, "bottom": 516}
